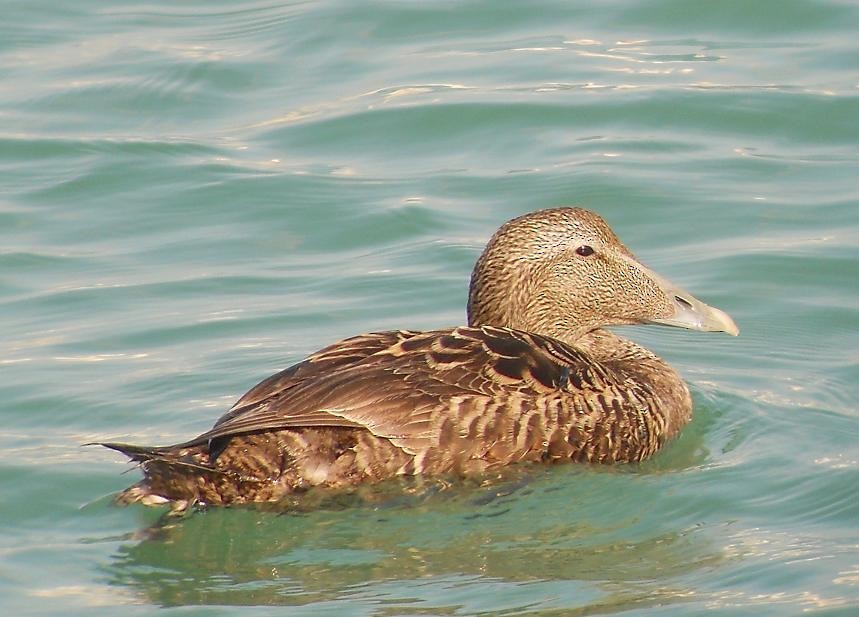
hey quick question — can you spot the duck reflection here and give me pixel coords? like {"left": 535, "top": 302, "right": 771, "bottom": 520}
{"left": 105, "top": 454, "right": 722, "bottom": 612}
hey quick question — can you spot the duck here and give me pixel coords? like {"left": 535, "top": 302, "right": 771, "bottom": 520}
{"left": 98, "top": 207, "right": 738, "bottom": 511}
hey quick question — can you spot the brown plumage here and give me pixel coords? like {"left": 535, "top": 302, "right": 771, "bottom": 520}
{"left": 98, "top": 207, "right": 738, "bottom": 511}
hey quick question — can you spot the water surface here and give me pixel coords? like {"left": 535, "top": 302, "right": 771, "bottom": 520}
{"left": 2, "top": 1, "right": 858, "bottom": 615}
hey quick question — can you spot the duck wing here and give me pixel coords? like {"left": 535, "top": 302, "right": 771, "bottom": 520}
{"left": 180, "top": 325, "right": 612, "bottom": 458}
{"left": 209, "top": 329, "right": 422, "bottom": 430}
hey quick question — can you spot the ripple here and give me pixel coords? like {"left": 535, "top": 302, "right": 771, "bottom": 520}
{"left": 2, "top": 1, "right": 859, "bottom": 615}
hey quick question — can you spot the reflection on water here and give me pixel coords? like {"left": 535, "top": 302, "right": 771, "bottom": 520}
{"left": 104, "top": 432, "right": 722, "bottom": 612}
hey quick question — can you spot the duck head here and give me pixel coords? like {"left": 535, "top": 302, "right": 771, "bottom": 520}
{"left": 467, "top": 207, "right": 739, "bottom": 344}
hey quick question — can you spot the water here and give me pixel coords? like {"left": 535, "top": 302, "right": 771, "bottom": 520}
{"left": 2, "top": 0, "right": 858, "bottom": 615}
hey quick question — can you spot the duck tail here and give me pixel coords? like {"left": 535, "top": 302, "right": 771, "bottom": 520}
{"left": 90, "top": 440, "right": 220, "bottom": 511}
{"left": 90, "top": 441, "right": 173, "bottom": 463}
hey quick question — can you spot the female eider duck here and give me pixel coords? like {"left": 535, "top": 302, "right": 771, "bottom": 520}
{"left": 99, "top": 207, "right": 738, "bottom": 510}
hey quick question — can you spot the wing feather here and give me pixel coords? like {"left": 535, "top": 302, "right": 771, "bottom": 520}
{"left": 178, "top": 326, "right": 615, "bottom": 457}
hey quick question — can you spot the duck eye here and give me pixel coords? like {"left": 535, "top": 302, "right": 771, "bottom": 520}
{"left": 575, "top": 245, "right": 595, "bottom": 257}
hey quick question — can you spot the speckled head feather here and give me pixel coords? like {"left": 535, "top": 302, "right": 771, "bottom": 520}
{"left": 468, "top": 207, "right": 677, "bottom": 343}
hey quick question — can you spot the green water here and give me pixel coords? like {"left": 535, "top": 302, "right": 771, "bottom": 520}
{"left": 2, "top": 1, "right": 858, "bottom": 615}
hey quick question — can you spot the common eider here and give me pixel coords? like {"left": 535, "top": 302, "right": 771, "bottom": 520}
{"left": 98, "top": 207, "right": 738, "bottom": 510}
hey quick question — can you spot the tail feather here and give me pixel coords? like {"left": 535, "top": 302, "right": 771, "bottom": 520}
{"left": 92, "top": 440, "right": 226, "bottom": 511}
{"left": 92, "top": 441, "right": 223, "bottom": 474}
{"left": 91, "top": 441, "right": 173, "bottom": 463}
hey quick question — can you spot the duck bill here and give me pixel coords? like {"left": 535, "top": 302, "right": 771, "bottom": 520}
{"left": 642, "top": 265, "right": 740, "bottom": 336}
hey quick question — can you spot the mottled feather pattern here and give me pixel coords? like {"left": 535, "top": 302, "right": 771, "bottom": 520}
{"left": 99, "top": 207, "right": 733, "bottom": 509}
{"left": 104, "top": 324, "right": 688, "bottom": 507}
